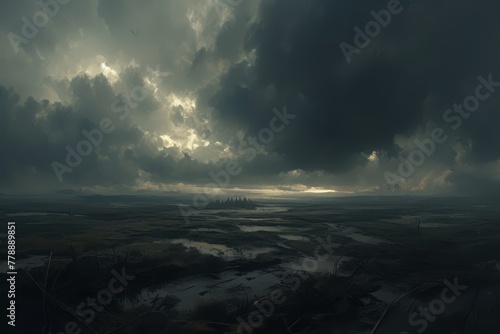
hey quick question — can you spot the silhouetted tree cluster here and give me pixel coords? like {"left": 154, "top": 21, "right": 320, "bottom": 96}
{"left": 207, "top": 196, "right": 256, "bottom": 209}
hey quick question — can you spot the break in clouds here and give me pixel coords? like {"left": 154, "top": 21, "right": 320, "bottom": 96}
{"left": 1, "top": 0, "right": 500, "bottom": 196}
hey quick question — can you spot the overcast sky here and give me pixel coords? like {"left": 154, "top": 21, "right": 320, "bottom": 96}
{"left": 1, "top": 0, "right": 500, "bottom": 196}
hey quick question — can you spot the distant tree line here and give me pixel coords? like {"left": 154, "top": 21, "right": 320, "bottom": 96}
{"left": 207, "top": 196, "right": 256, "bottom": 209}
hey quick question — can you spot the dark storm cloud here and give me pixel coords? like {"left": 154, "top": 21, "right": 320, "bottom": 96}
{"left": 1, "top": 0, "right": 500, "bottom": 194}
{"left": 0, "top": 72, "right": 223, "bottom": 192}
{"left": 208, "top": 0, "right": 500, "bottom": 171}
{"left": 192, "top": 0, "right": 500, "bottom": 194}
{"left": 0, "top": 76, "right": 137, "bottom": 190}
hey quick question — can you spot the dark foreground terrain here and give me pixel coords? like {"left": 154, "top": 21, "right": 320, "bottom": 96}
{"left": 1, "top": 194, "right": 500, "bottom": 333}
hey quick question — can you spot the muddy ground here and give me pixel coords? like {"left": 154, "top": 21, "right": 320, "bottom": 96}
{"left": 1, "top": 195, "right": 500, "bottom": 333}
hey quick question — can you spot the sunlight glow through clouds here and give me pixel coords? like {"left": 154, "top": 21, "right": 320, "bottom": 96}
{"left": 128, "top": 178, "right": 346, "bottom": 197}
{"left": 100, "top": 62, "right": 118, "bottom": 83}
{"left": 364, "top": 151, "right": 379, "bottom": 162}
{"left": 168, "top": 94, "right": 197, "bottom": 114}
{"left": 157, "top": 130, "right": 210, "bottom": 153}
